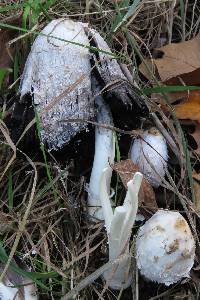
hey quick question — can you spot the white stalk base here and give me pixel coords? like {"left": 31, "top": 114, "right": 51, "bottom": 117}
{"left": 100, "top": 168, "right": 143, "bottom": 290}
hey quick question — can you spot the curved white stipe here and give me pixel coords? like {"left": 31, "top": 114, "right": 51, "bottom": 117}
{"left": 100, "top": 167, "right": 143, "bottom": 290}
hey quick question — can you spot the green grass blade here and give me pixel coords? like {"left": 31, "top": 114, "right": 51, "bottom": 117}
{"left": 0, "top": 3, "right": 25, "bottom": 13}
{"left": 113, "top": 0, "right": 140, "bottom": 32}
{"left": 111, "top": 0, "right": 130, "bottom": 32}
{"left": 22, "top": 3, "right": 31, "bottom": 29}
{"left": 143, "top": 85, "right": 200, "bottom": 95}
{"left": 13, "top": 54, "right": 19, "bottom": 83}
{"left": 0, "top": 68, "right": 12, "bottom": 89}
{"left": 0, "top": 242, "right": 58, "bottom": 290}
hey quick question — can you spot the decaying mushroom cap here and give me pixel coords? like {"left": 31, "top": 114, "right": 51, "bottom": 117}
{"left": 20, "top": 19, "right": 92, "bottom": 150}
{"left": 136, "top": 210, "right": 195, "bottom": 286}
{"left": 20, "top": 18, "right": 135, "bottom": 150}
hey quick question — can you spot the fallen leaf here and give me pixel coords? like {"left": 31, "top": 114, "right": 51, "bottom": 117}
{"left": 113, "top": 159, "right": 157, "bottom": 209}
{"left": 113, "top": 159, "right": 138, "bottom": 187}
{"left": 142, "top": 65, "right": 200, "bottom": 154}
{"left": 154, "top": 36, "right": 200, "bottom": 84}
{"left": 140, "top": 37, "right": 200, "bottom": 155}
{"left": 172, "top": 90, "right": 200, "bottom": 154}
{"left": 192, "top": 170, "right": 200, "bottom": 181}
{"left": 140, "top": 34, "right": 200, "bottom": 85}
{"left": 174, "top": 90, "right": 200, "bottom": 122}
{"left": 140, "top": 35, "right": 200, "bottom": 104}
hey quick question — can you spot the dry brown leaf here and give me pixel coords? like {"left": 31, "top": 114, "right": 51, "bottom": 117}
{"left": 174, "top": 90, "right": 200, "bottom": 122}
{"left": 151, "top": 89, "right": 200, "bottom": 155}
{"left": 154, "top": 35, "right": 200, "bottom": 84}
{"left": 140, "top": 34, "right": 200, "bottom": 85}
{"left": 172, "top": 90, "right": 200, "bottom": 154}
{"left": 113, "top": 159, "right": 138, "bottom": 187}
{"left": 113, "top": 159, "right": 157, "bottom": 209}
{"left": 192, "top": 170, "right": 200, "bottom": 181}
{"left": 140, "top": 35, "right": 200, "bottom": 105}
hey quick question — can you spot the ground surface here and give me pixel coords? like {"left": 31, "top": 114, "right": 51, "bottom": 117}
{"left": 0, "top": 1, "right": 200, "bottom": 299}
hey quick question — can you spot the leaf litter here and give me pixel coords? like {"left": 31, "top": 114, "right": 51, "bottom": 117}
{"left": 0, "top": 1, "right": 200, "bottom": 300}
{"left": 139, "top": 34, "right": 200, "bottom": 85}
{"left": 113, "top": 159, "right": 157, "bottom": 210}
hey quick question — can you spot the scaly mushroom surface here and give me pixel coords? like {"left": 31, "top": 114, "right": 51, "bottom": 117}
{"left": 19, "top": 18, "right": 134, "bottom": 150}
{"left": 131, "top": 127, "right": 168, "bottom": 187}
{"left": 136, "top": 210, "right": 195, "bottom": 286}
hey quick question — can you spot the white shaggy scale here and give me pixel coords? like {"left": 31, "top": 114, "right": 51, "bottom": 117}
{"left": 20, "top": 19, "right": 93, "bottom": 150}
{"left": 136, "top": 210, "right": 195, "bottom": 286}
{"left": 131, "top": 127, "right": 168, "bottom": 187}
{"left": 20, "top": 18, "right": 132, "bottom": 150}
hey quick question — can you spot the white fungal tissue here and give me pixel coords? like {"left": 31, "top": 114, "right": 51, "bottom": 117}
{"left": 131, "top": 127, "right": 168, "bottom": 187}
{"left": 100, "top": 168, "right": 143, "bottom": 290}
{"left": 20, "top": 18, "right": 132, "bottom": 150}
{"left": 136, "top": 210, "right": 195, "bottom": 286}
{"left": 87, "top": 95, "right": 115, "bottom": 220}
{"left": 20, "top": 19, "right": 93, "bottom": 150}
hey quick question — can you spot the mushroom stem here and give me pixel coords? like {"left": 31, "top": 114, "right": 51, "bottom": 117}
{"left": 100, "top": 167, "right": 143, "bottom": 290}
{"left": 87, "top": 94, "right": 115, "bottom": 220}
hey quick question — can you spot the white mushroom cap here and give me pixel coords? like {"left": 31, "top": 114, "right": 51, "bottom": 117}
{"left": 20, "top": 18, "right": 133, "bottom": 150}
{"left": 136, "top": 210, "right": 195, "bottom": 286}
{"left": 131, "top": 127, "right": 168, "bottom": 187}
{"left": 20, "top": 19, "right": 93, "bottom": 150}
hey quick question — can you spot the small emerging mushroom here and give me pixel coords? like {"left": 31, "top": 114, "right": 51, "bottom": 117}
{"left": 130, "top": 127, "right": 168, "bottom": 187}
{"left": 136, "top": 210, "right": 195, "bottom": 286}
